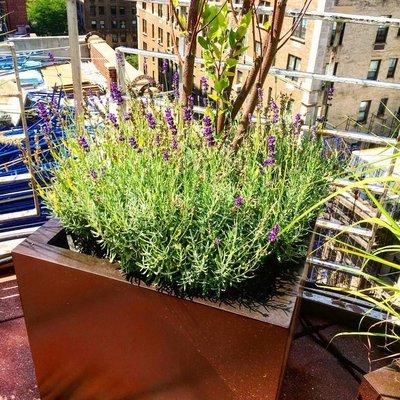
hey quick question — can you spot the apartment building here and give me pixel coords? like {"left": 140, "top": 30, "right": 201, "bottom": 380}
{"left": 84, "top": 0, "right": 138, "bottom": 49}
{"left": 137, "top": 0, "right": 400, "bottom": 134}
{"left": 0, "top": 0, "right": 27, "bottom": 33}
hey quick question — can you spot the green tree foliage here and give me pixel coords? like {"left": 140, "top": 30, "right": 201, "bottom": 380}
{"left": 27, "top": 0, "right": 67, "bottom": 36}
{"left": 126, "top": 54, "right": 139, "bottom": 70}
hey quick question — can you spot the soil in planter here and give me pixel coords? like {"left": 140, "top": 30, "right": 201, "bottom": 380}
{"left": 53, "top": 229, "right": 303, "bottom": 316}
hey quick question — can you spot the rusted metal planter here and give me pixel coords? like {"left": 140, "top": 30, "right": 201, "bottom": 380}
{"left": 13, "top": 219, "right": 302, "bottom": 400}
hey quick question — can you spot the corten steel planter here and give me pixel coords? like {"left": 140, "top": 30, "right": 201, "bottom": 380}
{"left": 13, "top": 219, "right": 303, "bottom": 400}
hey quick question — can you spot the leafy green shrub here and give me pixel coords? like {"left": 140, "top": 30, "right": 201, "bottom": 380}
{"left": 39, "top": 98, "right": 340, "bottom": 298}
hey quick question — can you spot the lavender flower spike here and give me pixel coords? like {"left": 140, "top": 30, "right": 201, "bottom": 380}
{"left": 108, "top": 112, "right": 118, "bottom": 127}
{"left": 78, "top": 136, "right": 90, "bottom": 151}
{"left": 89, "top": 169, "right": 98, "bottom": 180}
{"left": 110, "top": 82, "right": 123, "bottom": 105}
{"left": 161, "top": 58, "right": 168, "bottom": 75}
{"left": 268, "top": 224, "right": 280, "bottom": 242}
{"left": 146, "top": 112, "right": 156, "bottom": 129}
{"left": 202, "top": 115, "right": 215, "bottom": 146}
{"left": 270, "top": 100, "right": 279, "bottom": 124}
{"left": 293, "top": 113, "right": 302, "bottom": 134}
{"left": 234, "top": 196, "right": 244, "bottom": 208}
{"left": 164, "top": 107, "right": 177, "bottom": 135}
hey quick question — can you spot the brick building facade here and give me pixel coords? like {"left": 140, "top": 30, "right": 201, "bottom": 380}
{"left": 0, "top": 0, "right": 27, "bottom": 33}
{"left": 84, "top": 0, "right": 138, "bottom": 49}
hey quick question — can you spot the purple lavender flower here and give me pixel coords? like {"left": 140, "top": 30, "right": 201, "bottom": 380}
{"left": 268, "top": 224, "right": 280, "bottom": 242}
{"left": 37, "top": 101, "right": 48, "bottom": 119}
{"left": 164, "top": 107, "right": 177, "bottom": 135}
{"left": 78, "top": 136, "right": 89, "bottom": 151}
{"left": 128, "top": 136, "right": 138, "bottom": 149}
{"left": 248, "top": 113, "right": 253, "bottom": 123}
{"left": 256, "top": 87, "right": 263, "bottom": 110}
{"left": 155, "top": 133, "right": 161, "bottom": 146}
{"left": 311, "top": 125, "right": 317, "bottom": 140}
{"left": 188, "top": 94, "right": 194, "bottom": 109}
{"left": 116, "top": 52, "right": 125, "bottom": 67}
{"left": 214, "top": 237, "right": 222, "bottom": 247}
{"left": 200, "top": 76, "right": 208, "bottom": 106}
{"left": 268, "top": 136, "right": 276, "bottom": 158}
{"left": 146, "top": 112, "right": 156, "bottom": 129}
{"left": 172, "top": 70, "right": 179, "bottom": 98}
{"left": 200, "top": 76, "right": 208, "bottom": 93}
{"left": 161, "top": 58, "right": 168, "bottom": 75}
{"left": 234, "top": 196, "right": 244, "bottom": 208}
{"left": 262, "top": 158, "right": 275, "bottom": 167}
{"left": 183, "top": 106, "right": 192, "bottom": 123}
{"left": 118, "top": 135, "right": 125, "bottom": 142}
{"left": 326, "top": 86, "right": 334, "bottom": 105}
{"left": 162, "top": 150, "right": 170, "bottom": 161}
{"left": 202, "top": 115, "right": 215, "bottom": 146}
{"left": 123, "top": 111, "right": 131, "bottom": 121}
{"left": 270, "top": 100, "right": 279, "bottom": 124}
{"left": 110, "top": 82, "right": 123, "bottom": 105}
{"left": 48, "top": 52, "right": 55, "bottom": 64}
{"left": 171, "top": 137, "right": 178, "bottom": 150}
{"left": 293, "top": 113, "right": 302, "bottom": 134}
{"left": 108, "top": 112, "right": 118, "bottom": 126}
{"left": 89, "top": 169, "right": 98, "bottom": 180}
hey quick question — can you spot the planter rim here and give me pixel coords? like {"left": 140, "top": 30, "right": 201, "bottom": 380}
{"left": 13, "top": 218, "right": 304, "bottom": 328}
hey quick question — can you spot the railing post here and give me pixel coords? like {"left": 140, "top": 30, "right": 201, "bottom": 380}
{"left": 66, "top": 0, "right": 83, "bottom": 117}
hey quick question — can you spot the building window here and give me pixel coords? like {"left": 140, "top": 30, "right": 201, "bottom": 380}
{"left": 257, "top": 1, "right": 270, "bottom": 25}
{"left": 236, "top": 70, "right": 243, "bottom": 84}
{"left": 387, "top": 58, "right": 398, "bottom": 78}
{"left": 167, "top": 32, "right": 171, "bottom": 47}
{"left": 143, "top": 41, "right": 147, "bottom": 50}
{"left": 375, "top": 25, "right": 389, "bottom": 44}
{"left": 111, "top": 6, "right": 116, "bottom": 16}
{"left": 333, "top": 62, "right": 339, "bottom": 76}
{"left": 120, "top": 33, "right": 126, "bottom": 42}
{"left": 158, "top": 27, "right": 163, "bottom": 44}
{"left": 91, "top": 20, "right": 97, "bottom": 29}
{"left": 119, "top": 6, "right": 125, "bottom": 15}
{"left": 357, "top": 100, "right": 371, "bottom": 123}
{"left": 152, "top": 24, "right": 155, "bottom": 39}
{"left": 142, "top": 19, "right": 147, "bottom": 34}
{"left": 120, "top": 20, "right": 126, "bottom": 29}
{"left": 99, "top": 20, "right": 105, "bottom": 29}
{"left": 158, "top": 4, "right": 163, "bottom": 17}
{"left": 98, "top": 6, "right": 104, "bottom": 15}
{"left": 152, "top": 3, "right": 154, "bottom": 14}
{"left": 367, "top": 60, "right": 380, "bottom": 80}
{"left": 142, "top": 2, "right": 146, "bottom": 10}
{"left": 292, "top": 17, "right": 307, "bottom": 40}
{"left": 287, "top": 54, "right": 301, "bottom": 81}
{"left": 89, "top": 5, "right": 96, "bottom": 16}
{"left": 111, "top": 20, "right": 117, "bottom": 29}
{"left": 255, "top": 41, "right": 262, "bottom": 55}
{"left": 112, "top": 34, "right": 118, "bottom": 43}
{"left": 377, "top": 98, "right": 388, "bottom": 117}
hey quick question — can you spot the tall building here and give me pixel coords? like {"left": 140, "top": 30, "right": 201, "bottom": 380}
{"left": 0, "top": 0, "right": 28, "bottom": 33}
{"left": 84, "top": 0, "right": 138, "bottom": 49}
{"left": 137, "top": 0, "right": 400, "bottom": 135}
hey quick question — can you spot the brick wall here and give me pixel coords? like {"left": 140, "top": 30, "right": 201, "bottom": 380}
{"left": 5, "top": 0, "right": 27, "bottom": 31}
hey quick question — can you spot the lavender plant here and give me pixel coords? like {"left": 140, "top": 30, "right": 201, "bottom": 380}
{"left": 38, "top": 98, "right": 340, "bottom": 298}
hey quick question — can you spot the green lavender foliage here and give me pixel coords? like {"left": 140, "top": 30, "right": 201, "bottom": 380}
{"left": 40, "top": 100, "right": 340, "bottom": 298}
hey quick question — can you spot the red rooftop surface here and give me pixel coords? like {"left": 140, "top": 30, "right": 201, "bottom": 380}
{"left": 0, "top": 273, "right": 388, "bottom": 400}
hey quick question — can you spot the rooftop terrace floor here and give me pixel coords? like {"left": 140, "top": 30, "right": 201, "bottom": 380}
{"left": 0, "top": 272, "right": 387, "bottom": 400}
